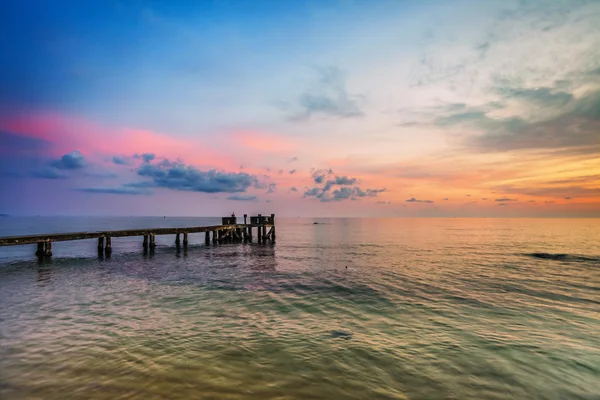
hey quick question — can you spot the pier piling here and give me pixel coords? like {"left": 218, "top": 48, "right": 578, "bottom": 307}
{"left": 143, "top": 235, "right": 149, "bottom": 250}
{"left": 36, "top": 242, "right": 44, "bottom": 256}
{"left": 149, "top": 234, "right": 156, "bottom": 250}
{"left": 105, "top": 237, "right": 112, "bottom": 255}
{"left": 183, "top": 232, "right": 188, "bottom": 248}
{"left": 44, "top": 241, "right": 52, "bottom": 257}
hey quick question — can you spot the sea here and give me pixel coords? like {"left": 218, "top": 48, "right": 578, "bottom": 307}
{"left": 0, "top": 217, "right": 599, "bottom": 400}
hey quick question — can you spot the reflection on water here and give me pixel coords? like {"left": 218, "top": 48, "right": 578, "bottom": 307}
{"left": 0, "top": 218, "right": 599, "bottom": 399}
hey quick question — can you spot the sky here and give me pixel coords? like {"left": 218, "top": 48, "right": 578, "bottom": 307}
{"left": 0, "top": 0, "right": 599, "bottom": 217}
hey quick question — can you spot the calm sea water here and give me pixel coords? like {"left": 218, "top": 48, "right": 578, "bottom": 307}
{"left": 0, "top": 217, "right": 599, "bottom": 399}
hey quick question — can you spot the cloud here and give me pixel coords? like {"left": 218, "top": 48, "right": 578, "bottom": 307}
{"left": 113, "top": 156, "right": 131, "bottom": 165}
{"left": 481, "top": 197, "right": 487, "bottom": 200}
{"left": 266, "top": 183, "right": 276, "bottom": 193}
{"left": 50, "top": 150, "right": 85, "bottom": 170}
{"left": 495, "top": 198, "right": 517, "bottom": 202}
{"left": 323, "top": 175, "right": 357, "bottom": 191}
{"left": 493, "top": 184, "right": 600, "bottom": 198}
{"left": 304, "top": 186, "right": 385, "bottom": 202}
{"left": 77, "top": 187, "right": 152, "bottom": 195}
{"left": 133, "top": 153, "right": 156, "bottom": 163}
{"left": 30, "top": 167, "right": 67, "bottom": 179}
{"left": 288, "top": 157, "right": 298, "bottom": 163}
{"left": 278, "top": 169, "right": 283, "bottom": 174}
{"left": 497, "top": 203, "right": 507, "bottom": 206}
{"left": 311, "top": 168, "right": 333, "bottom": 184}
{"left": 289, "top": 169, "right": 296, "bottom": 174}
{"left": 226, "top": 195, "right": 257, "bottom": 201}
{"left": 497, "top": 87, "right": 574, "bottom": 108}
{"left": 440, "top": 89, "right": 600, "bottom": 156}
{"left": 290, "top": 66, "right": 364, "bottom": 120}
{"left": 443, "top": 198, "right": 449, "bottom": 200}
{"left": 290, "top": 187, "right": 298, "bottom": 192}
{"left": 136, "top": 158, "right": 261, "bottom": 193}
{"left": 376, "top": 201, "right": 392, "bottom": 204}
{"left": 405, "top": 197, "right": 434, "bottom": 203}
{"left": 85, "top": 172, "right": 118, "bottom": 179}
{"left": 0, "top": 130, "right": 50, "bottom": 154}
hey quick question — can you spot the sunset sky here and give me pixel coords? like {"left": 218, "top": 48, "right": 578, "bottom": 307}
{"left": 1, "top": 0, "right": 599, "bottom": 217}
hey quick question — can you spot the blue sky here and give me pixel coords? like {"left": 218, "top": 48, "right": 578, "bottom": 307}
{"left": 1, "top": 0, "right": 599, "bottom": 216}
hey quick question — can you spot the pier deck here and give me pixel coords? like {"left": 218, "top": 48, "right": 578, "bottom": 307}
{"left": 0, "top": 214, "right": 275, "bottom": 257}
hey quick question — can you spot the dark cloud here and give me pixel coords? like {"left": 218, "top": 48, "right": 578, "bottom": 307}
{"left": 495, "top": 198, "right": 517, "bottom": 202}
{"left": 288, "top": 157, "right": 298, "bottom": 163}
{"left": 497, "top": 87, "right": 574, "bottom": 107}
{"left": 405, "top": 197, "right": 434, "bottom": 203}
{"left": 289, "top": 169, "right": 296, "bottom": 174}
{"left": 50, "top": 150, "right": 85, "bottom": 170}
{"left": 136, "top": 159, "right": 261, "bottom": 193}
{"left": 113, "top": 156, "right": 131, "bottom": 165}
{"left": 85, "top": 172, "right": 118, "bottom": 179}
{"left": 226, "top": 195, "right": 257, "bottom": 201}
{"left": 305, "top": 186, "right": 385, "bottom": 202}
{"left": 134, "top": 153, "right": 156, "bottom": 163}
{"left": 564, "top": 197, "right": 572, "bottom": 200}
{"left": 265, "top": 200, "right": 271, "bottom": 203}
{"left": 290, "top": 187, "right": 298, "bottom": 192}
{"left": 323, "top": 175, "right": 357, "bottom": 191}
{"left": 304, "top": 167, "right": 383, "bottom": 201}
{"left": 481, "top": 197, "right": 487, "bottom": 200}
{"left": 266, "top": 183, "right": 276, "bottom": 193}
{"left": 0, "top": 131, "right": 50, "bottom": 153}
{"left": 77, "top": 187, "right": 152, "bottom": 195}
{"left": 443, "top": 198, "right": 449, "bottom": 200}
{"left": 291, "top": 66, "right": 364, "bottom": 120}
{"left": 30, "top": 168, "right": 67, "bottom": 179}
{"left": 311, "top": 168, "right": 333, "bottom": 184}
{"left": 439, "top": 89, "right": 600, "bottom": 155}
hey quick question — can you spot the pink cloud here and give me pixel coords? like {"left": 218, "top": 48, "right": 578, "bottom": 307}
{"left": 0, "top": 111, "right": 239, "bottom": 170}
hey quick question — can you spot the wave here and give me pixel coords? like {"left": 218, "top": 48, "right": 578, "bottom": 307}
{"left": 524, "top": 253, "right": 600, "bottom": 263}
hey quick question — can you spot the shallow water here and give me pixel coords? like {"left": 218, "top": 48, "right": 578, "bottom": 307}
{"left": 1, "top": 217, "right": 599, "bottom": 399}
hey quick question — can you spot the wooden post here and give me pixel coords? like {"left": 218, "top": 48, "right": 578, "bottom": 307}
{"left": 244, "top": 214, "right": 247, "bottom": 224}
{"left": 248, "top": 226, "right": 252, "bottom": 242}
{"left": 36, "top": 242, "right": 44, "bottom": 256}
{"left": 105, "top": 237, "right": 112, "bottom": 254}
{"left": 143, "top": 235, "right": 149, "bottom": 250}
{"left": 149, "top": 233, "right": 156, "bottom": 249}
{"left": 175, "top": 233, "right": 181, "bottom": 247}
{"left": 183, "top": 232, "right": 188, "bottom": 247}
{"left": 258, "top": 226, "right": 262, "bottom": 243}
{"left": 205, "top": 231, "right": 210, "bottom": 244}
{"left": 98, "top": 237, "right": 104, "bottom": 253}
{"left": 271, "top": 214, "right": 276, "bottom": 242}
{"left": 212, "top": 231, "right": 217, "bottom": 244}
{"left": 44, "top": 241, "right": 52, "bottom": 257}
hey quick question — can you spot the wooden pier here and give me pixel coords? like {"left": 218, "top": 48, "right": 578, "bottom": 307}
{"left": 0, "top": 214, "right": 276, "bottom": 257}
